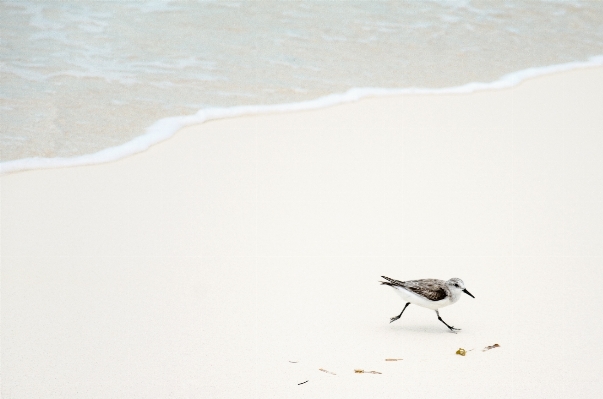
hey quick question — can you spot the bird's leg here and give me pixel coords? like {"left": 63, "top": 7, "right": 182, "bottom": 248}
{"left": 435, "top": 310, "right": 461, "bottom": 332}
{"left": 390, "top": 302, "right": 410, "bottom": 323}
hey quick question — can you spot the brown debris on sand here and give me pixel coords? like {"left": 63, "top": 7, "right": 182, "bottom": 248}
{"left": 354, "top": 369, "right": 382, "bottom": 374}
{"left": 483, "top": 343, "right": 500, "bottom": 352}
{"left": 319, "top": 368, "right": 336, "bottom": 375}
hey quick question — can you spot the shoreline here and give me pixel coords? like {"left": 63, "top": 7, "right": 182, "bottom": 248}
{"left": 2, "top": 65, "right": 603, "bottom": 398}
{"left": 2, "top": 55, "right": 603, "bottom": 175}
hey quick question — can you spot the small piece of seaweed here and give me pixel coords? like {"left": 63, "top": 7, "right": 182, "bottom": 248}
{"left": 456, "top": 348, "right": 466, "bottom": 356}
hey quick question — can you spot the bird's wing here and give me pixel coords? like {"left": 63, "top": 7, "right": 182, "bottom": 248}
{"left": 401, "top": 279, "right": 448, "bottom": 301}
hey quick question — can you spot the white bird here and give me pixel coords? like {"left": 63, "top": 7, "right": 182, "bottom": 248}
{"left": 380, "top": 276, "right": 475, "bottom": 333}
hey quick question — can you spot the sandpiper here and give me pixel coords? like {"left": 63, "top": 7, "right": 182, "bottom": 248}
{"left": 380, "top": 276, "right": 475, "bottom": 333}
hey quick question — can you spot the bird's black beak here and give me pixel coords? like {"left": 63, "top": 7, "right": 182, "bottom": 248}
{"left": 463, "top": 289, "right": 475, "bottom": 298}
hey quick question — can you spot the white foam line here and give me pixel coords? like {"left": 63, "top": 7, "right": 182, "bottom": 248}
{"left": 2, "top": 55, "right": 603, "bottom": 175}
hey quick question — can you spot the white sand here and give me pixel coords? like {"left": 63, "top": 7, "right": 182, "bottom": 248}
{"left": 2, "top": 67, "right": 603, "bottom": 398}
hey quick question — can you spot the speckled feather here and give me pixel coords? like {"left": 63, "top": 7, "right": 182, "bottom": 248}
{"left": 380, "top": 276, "right": 450, "bottom": 301}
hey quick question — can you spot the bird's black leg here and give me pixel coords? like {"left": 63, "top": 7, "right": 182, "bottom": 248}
{"left": 435, "top": 310, "right": 460, "bottom": 332}
{"left": 390, "top": 302, "right": 410, "bottom": 323}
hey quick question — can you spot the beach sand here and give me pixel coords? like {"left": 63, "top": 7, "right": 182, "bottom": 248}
{"left": 2, "top": 67, "right": 603, "bottom": 398}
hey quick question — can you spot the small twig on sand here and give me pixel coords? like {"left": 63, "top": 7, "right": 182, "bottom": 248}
{"left": 385, "top": 358, "right": 403, "bottom": 361}
{"left": 298, "top": 380, "right": 308, "bottom": 385}
{"left": 483, "top": 343, "right": 500, "bottom": 352}
{"left": 319, "top": 368, "right": 336, "bottom": 375}
{"left": 354, "top": 369, "right": 382, "bottom": 374}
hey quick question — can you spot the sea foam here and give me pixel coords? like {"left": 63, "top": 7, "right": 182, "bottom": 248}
{"left": 2, "top": 56, "right": 603, "bottom": 175}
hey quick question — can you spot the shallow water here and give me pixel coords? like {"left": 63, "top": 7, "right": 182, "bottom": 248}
{"left": 2, "top": 0, "right": 603, "bottom": 162}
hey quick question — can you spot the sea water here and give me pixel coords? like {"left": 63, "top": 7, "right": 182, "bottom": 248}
{"left": 2, "top": 0, "right": 603, "bottom": 171}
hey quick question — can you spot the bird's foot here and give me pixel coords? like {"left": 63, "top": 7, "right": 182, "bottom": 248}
{"left": 390, "top": 316, "right": 401, "bottom": 323}
{"left": 448, "top": 326, "right": 461, "bottom": 333}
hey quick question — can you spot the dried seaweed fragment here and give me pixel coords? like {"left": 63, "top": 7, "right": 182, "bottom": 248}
{"left": 354, "top": 369, "right": 382, "bottom": 374}
{"left": 319, "top": 368, "right": 336, "bottom": 375}
{"left": 456, "top": 348, "right": 466, "bottom": 356}
{"left": 482, "top": 343, "right": 500, "bottom": 352}
{"left": 385, "top": 358, "right": 403, "bottom": 361}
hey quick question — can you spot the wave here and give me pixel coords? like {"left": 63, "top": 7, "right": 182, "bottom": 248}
{"left": 2, "top": 55, "right": 603, "bottom": 175}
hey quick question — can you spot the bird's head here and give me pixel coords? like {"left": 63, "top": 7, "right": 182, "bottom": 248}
{"left": 446, "top": 278, "right": 475, "bottom": 298}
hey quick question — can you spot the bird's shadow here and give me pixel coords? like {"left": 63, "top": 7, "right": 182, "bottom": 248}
{"left": 384, "top": 323, "right": 456, "bottom": 335}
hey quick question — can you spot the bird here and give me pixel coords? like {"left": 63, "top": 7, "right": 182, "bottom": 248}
{"left": 379, "top": 276, "right": 475, "bottom": 333}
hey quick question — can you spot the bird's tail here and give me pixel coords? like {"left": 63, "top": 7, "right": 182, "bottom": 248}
{"left": 379, "top": 275, "right": 399, "bottom": 287}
